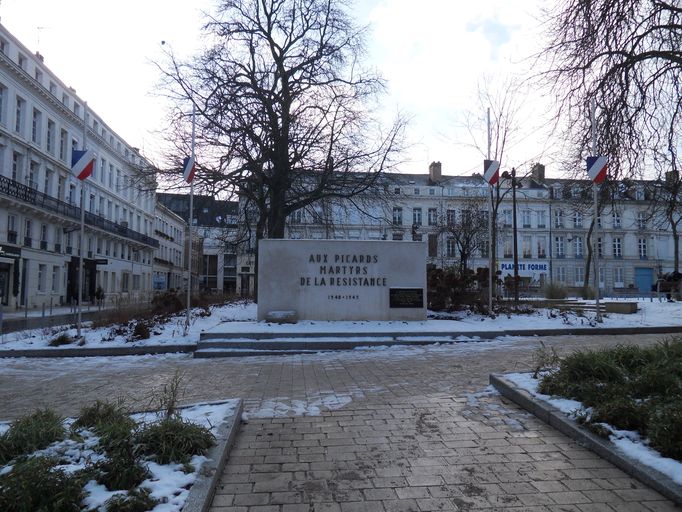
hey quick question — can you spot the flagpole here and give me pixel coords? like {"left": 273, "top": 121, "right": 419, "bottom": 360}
{"left": 487, "top": 108, "right": 493, "bottom": 316}
{"left": 184, "top": 105, "right": 196, "bottom": 336}
{"left": 77, "top": 103, "right": 88, "bottom": 338}
{"left": 590, "top": 99, "right": 602, "bottom": 322}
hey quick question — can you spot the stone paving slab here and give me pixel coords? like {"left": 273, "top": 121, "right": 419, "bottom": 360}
{"left": 490, "top": 373, "right": 682, "bottom": 506}
{"left": 0, "top": 332, "right": 679, "bottom": 510}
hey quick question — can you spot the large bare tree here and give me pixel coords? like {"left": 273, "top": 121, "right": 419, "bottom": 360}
{"left": 158, "top": 0, "right": 405, "bottom": 241}
{"left": 541, "top": 0, "right": 682, "bottom": 179}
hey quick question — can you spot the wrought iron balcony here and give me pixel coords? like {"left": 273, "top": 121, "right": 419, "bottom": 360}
{"left": 0, "top": 175, "right": 158, "bottom": 248}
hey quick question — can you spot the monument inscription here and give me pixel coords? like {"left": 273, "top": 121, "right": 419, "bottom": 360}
{"left": 258, "top": 239, "right": 426, "bottom": 321}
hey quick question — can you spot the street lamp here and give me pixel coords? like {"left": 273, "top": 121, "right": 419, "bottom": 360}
{"left": 501, "top": 168, "right": 522, "bottom": 305}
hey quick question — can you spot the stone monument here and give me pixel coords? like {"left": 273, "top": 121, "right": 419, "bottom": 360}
{"left": 258, "top": 239, "right": 426, "bottom": 321}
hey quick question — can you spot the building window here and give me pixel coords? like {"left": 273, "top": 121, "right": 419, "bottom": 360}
{"left": 412, "top": 208, "right": 422, "bottom": 226}
{"left": 637, "top": 212, "right": 647, "bottom": 230}
{"left": 503, "top": 209, "right": 512, "bottom": 227}
{"left": 597, "top": 237, "right": 603, "bottom": 258}
{"left": 638, "top": 238, "right": 648, "bottom": 259}
{"left": 554, "top": 209, "right": 564, "bottom": 228}
{"left": 413, "top": 187, "right": 420, "bottom": 195}
{"left": 573, "top": 212, "right": 583, "bottom": 228}
{"left": 614, "top": 267, "right": 625, "bottom": 288}
{"left": 446, "top": 209, "right": 456, "bottom": 226}
{"left": 575, "top": 266, "right": 584, "bottom": 286}
{"left": 392, "top": 207, "right": 402, "bottom": 225}
{"left": 122, "top": 272, "right": 129, "bottom": 292}
{"left": 428, "top": 234, "right": 437, "bottom": 257}
{"left": 59, "top": 129, "right": 68, "bottom": 161}
{"left": 51, "top": 266, "right": 60, "bottom": 292}
{"left": 17, "top": 53, "right": 27, "bottom": 70}
{"left": 612, "top": 237, "right": 622, "bottom": 258}
{"left": 392, "top": 232, "right": 403, "bottom": 241}
{"left": 503, "top": 237, "right": 513, "bottom": 258}
{"left": 427, "top": 208, "right": 438, "bottom": 226}
{"left": 537, "top": 236, "right": 547, "bottom": 258}
{"left": 537, "top": 210, "right": 546, "bottom": 228}
{"left": 522, "top": 236, "right": 532, "bottom": 258}
{"left": 446, "top": 238, "right": 456, "bottom": 257}
{"left": 38, "top": 264, "right": 46, "bottom": 292}
{"left": 24, "top": 219, "right": 32, "bottom": 247}
{"left": 31, "top": 108, "right": 42, "bottom": 144}
{"left": 393, "top": 187, "right": 400, "bottom": 194}
{"left": 521, "top": 210, "right": 531, "bottom": 228}
{"left": 15, "top": 96, "right": 25, "bottom": 133}
{"left": 574, "top": 236, "right": 584, "bottom": 258}
{"left": 11, "top": 152, "right": 22, "bottom": 182}
{"left": 555, "top": 236, "right": 565, "bottom": 258}
{"left": 0, "top": 83, "right": 6, "bottom": 125}
{"left": 556, "top": 266, "right": 567, "bottom": 283}
{"left": 7, "top": 214, "right": 17, "bottom": 243}
{"left": 46, "top": 119, "right": 55, "bottom": 153}
{"left": 612, "top": 212, "right": 622, "bottom": 229}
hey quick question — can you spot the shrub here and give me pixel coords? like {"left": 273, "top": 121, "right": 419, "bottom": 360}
{"left": 543, "top": 282, "right": 568, "bottom": 299}
{"left": 151, "top": 290, "right": 183, "bottom": 316}
{"left": 96, "top": 450, "right": 149, "bottom": 491}
{"left": 48, "top": 333, "right": 73, "bottom": 347}
{"left": 0, "top": 409, "right": 65, "bottom": 465}
{"left": 0, "top": 456, "right": 83, "bottom": 512}
{"left": 648, "top": 400, "right": 682, "bottom": 460}
{"left": 72, "top": 400, "right": 133, "bottom": 435}
{"left": 589, "top": 395, "right": 651, "bottom": 433}
{"left": 131, "top": 322, "right": 150, "bottom": 340}
{"left": 136, "top": 417, "right": 214, "bottom": 465}
{"left": 105, "top": 488, "right": 159, "bottom": 512}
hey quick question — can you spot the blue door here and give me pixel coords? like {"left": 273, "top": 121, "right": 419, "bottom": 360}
{"left": 634, "top": 267, "right": 654, "bottom": 293}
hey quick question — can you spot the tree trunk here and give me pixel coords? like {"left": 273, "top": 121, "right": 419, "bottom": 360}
{"left": 583, "top": 219, "right": 595, "bottom": 289}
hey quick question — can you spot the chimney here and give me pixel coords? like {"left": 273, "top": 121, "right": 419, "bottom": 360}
{"left": 35, "top": 51, "right": 44, "bottom": 62}
{"left": 429, "top": 161, "right": 442, "bottom": 184}
{"left": 531, "top": 163, "right": 545, "bottom": 182}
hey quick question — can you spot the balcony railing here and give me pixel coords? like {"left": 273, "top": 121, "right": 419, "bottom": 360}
{"left": 0, "top": 175, "right": 158, "bottom": 248}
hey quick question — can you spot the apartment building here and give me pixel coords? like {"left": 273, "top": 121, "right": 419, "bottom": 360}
{"left": 153, "top": 203, "right": 186, "bottom": 291}
{"left": 157, "top": 193, "right": 239, "bottom": 295}
{"left": 268, "top": 161, "right": 679, "bottom": 296}
{"left": 0, "top": 23, "right": 158, "bottom": 308}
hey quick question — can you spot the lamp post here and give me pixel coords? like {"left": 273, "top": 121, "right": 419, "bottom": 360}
{"left": 502, "top": 168, "right": 521, "bottom": 305}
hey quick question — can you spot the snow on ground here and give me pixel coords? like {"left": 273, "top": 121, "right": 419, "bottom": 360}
{"left": 0, "top": 400, "right": 240, "bottom": 512}
{"left": 2, "top": 298, "right": 682, "bottom": 352}
{"left": 505, "top": 372, "right": 682, "bottom": 486}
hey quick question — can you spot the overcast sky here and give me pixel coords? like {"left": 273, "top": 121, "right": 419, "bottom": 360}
{"left": 0, "top": 0, "right": 554, "bottom": 180}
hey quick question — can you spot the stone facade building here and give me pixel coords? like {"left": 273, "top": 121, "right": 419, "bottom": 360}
{"left": 0, "top": 22, "right": 158, "bottom": 309}
{"left": 268, "top": 162, "right": 680, "bottom": 296}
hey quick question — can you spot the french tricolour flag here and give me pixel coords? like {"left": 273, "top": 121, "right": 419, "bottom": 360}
{"left": 71, "top": 149, "right": 95, "bottom": 181}
{"left": 183, "top": 156, "right": 195, "bottom": 184}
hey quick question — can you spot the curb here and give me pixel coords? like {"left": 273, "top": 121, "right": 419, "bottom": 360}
{"left": 490, "top": 373, "right": 682, "bottom": 506}
{"left": 3, "top": 325, "right": 682, "bottom": 359}
{"left": 183, "top": 399, "right": 244, "bottom": 512}
{"left": 0, "top": 344, "right": 195, "bottom": 358}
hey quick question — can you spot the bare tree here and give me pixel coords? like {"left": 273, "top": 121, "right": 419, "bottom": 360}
{"left": 157, "top": 0, "right": 405, "bottom": 242}
{"left": 647, "top": 168, "right": 682, "bottom": 272}
{"left": 541, "top": 0, "right": 682, "bottom": 179}
{"left": 440, "top": 199, "right": 488, "bottom": 274}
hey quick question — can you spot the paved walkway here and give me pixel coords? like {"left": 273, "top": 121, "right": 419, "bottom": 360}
{"left": 0, "top": 333, "right": 678, "bottom": 510}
